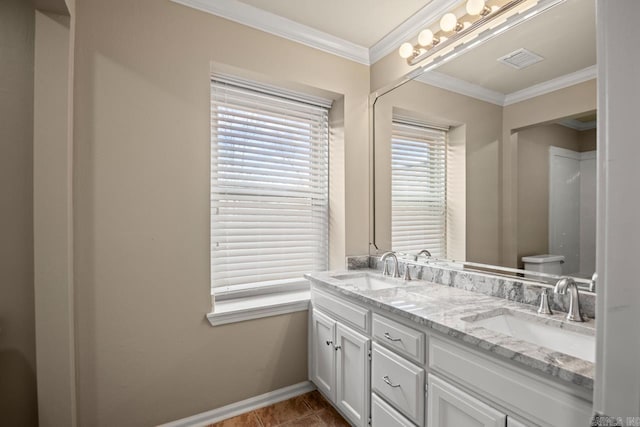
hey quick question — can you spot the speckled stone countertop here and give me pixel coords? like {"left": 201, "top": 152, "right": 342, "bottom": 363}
{"left": 305, "top": 269, "right": 595, "bottom": 391}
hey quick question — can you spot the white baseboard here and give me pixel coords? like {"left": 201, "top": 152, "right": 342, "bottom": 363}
{"left": 159, "top": 381, "right": 316, "bottom": 427}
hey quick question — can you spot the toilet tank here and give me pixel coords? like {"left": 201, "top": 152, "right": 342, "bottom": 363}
{"left": 521, "top": 254, "right": 565, "bottom": 276}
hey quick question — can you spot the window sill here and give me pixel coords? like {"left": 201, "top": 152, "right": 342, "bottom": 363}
{"left": 206, "top": 289, "right": 310, "bottom": 327}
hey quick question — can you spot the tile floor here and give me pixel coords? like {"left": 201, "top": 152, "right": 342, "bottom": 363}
{"left": 208, "top": 390, "right": 350, "bottom": 427}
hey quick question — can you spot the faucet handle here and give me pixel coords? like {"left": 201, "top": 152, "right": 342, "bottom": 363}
{"left": 402, "top": 264, "right": 412, "bottom": 281}
{"left": 589, "top": 272, "right": 597, "bottom": 292}
{"left": 537, "top": 289, "right": 553, "bottom": 315}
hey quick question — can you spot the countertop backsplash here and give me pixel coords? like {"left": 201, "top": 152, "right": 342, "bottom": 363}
{"left": 345, "top": 255, "right": 596, "bottom": 319}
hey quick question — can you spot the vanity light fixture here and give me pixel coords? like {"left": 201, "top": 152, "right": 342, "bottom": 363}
{"left": 440, "top": 12, "right": 463, "bottom": 32}
{"left": 466, "top": 0, "right": 492, "bottom": 16}
{"left": 418, "top": 29, "right": 438, "bottom": 47}
{"left": 397, "top": 0, "right": 565, "bottom": 67}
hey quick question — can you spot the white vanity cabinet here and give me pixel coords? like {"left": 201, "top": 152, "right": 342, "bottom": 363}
{"left": 371, "top": 393, "right": 416, "bottom": 427}
{"left": 428, "top": 374, "right": 506, "bottom": 427}
{"left": 310, "top": 309, "right": 337, "bottom": 400}
{"left": 310, "top": 295, "right": 370, "bottom": 427}
{"left": 428, "top": 336, "right": 593, "bottom": 427}
{"left": 371, "top": 342, "right": 424, "bottom": 425}
{"left": 506, "top": 418, "right": 529, "bottom": 427}
{"left": 309, "top": 283, "right": 593, "bottom": 427}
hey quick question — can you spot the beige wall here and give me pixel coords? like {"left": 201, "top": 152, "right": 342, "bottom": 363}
{"left": 516, "top": 124, "right": 581, "bottom": 268}
{"left": 370, "top": 44, "right": 423, "bottom": 93}
{"left": 72, "top": 0, "right": 369, "bottom": 425}
{"left": 579, "top": 127, "right": 597, "bottom": 151}
{"left": 0, "top": 0, "right": 38, "bottom": 425}
{"left": 373, "top": 80, "right": 503, "bottom": 265}
{"left": 34, "top": 10, "right": 76, "bottom": 427}
{"left": 502, "top": 79, "right": 597, "bottom": 266}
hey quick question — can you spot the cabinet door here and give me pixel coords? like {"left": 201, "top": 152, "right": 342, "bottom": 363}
{"left": 428, "top": 374, "right": 506, "bottom": 427}
{"left": 506, "top": 417, "right": 529, "bottom": 427}
{"left": 335, "top": 323, "right": 370, "bottom": 427}
{"left": 371, "top": 393, "right": 415, "bottom": 427}
{"left": 311, "top": 309, "right": 336, "bottom": 401}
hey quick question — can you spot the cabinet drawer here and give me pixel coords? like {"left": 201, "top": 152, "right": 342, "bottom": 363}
{"left": 372, "top": 313, "right": 425, "bottom": 363}
{"left": 312, "top": 289, "right": 370, "bottom": 333}
{"left": 371, "top": 393, "right": 416, "bottom": 427}
{"left": 372, "top": 343, "right": 425, "bottom": 426}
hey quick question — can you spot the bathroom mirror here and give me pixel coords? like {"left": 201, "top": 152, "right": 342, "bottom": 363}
{"left": 370, "top": 0, "right": 597, "bottom": 290}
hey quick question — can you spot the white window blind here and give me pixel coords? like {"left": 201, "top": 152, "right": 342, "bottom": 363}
{"left": 391, "top": 120, "right": 447, "bottom": 257}
{"left": 210, "top": 77, "right": 330, "bottom": 289}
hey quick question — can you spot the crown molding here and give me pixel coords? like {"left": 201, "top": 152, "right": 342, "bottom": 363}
{"left": 370, "top": 0, "right": 461, "bottom": 64}
{"left": 171, "top": 0, "right": 597, "bottom": 102}
{"left": 559, "top": 118, "right": 597, "bottom": 131}
{"left": 415, "top": 65, "right": 597, "bottom": 107}
{"left": 503, "top": 65, "right": 597, "bottom": 106}
{"left": 170, "top": 0, "right": 370, "bottom": 65}
{"left": 415, "top": 71, "right": 506, "bottom": 105}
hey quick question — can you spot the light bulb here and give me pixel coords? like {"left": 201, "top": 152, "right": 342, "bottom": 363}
{"left": 418, "top": 29, "right": 434, "bottom": 47}
{"left": 466, "top": 0, "right": 486, "bottom": 16}
{"left": 399, "top": 42, "right": 414, "bottom": 59}
{"left": 440, "top": 13, "right": 458, "bottom": 32}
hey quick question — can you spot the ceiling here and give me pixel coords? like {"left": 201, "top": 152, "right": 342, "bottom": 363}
{"left": 236, "top": 0, "right": 432, "bottom": 47}
{"left": 434, "top": 0, "right": 596, "bottom": 94}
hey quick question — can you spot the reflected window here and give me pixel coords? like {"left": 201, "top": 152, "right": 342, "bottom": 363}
{"left": 391, "top": 120, "right": 447, "bottom": 257}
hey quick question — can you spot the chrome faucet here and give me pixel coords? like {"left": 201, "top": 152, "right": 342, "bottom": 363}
{"left": 589, "top": 272, "right": 597, "bottom": 292}
{"left": 554, "top": 277, "right": 584, "bottom": 322}
{"left": 380, "top": 252, "right": 401, "bottom": 278}
{"left": 416, "top": 249, "right": 432, "bottom": 259}
{"left": 402, "top": 263, "right": 412, "bottom": 281}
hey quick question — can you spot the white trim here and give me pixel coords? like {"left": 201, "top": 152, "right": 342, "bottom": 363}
{"left": 550, "top": 145, "right": 581, "bottom": 160}
{"left": 415, "top": 71, "right": 506, "bottom": 106}
{"left": 207, "top": 290, "right": 310, "bottom": 326}
{"left": 503, "top": 65, "right": 598, "bottom": 106}
{"left": 170, "top": 0, "right": 370, "bottom": 64}
{"left": 414, "top": 66, "right": 597, "bottom": 107}
{"left": 159, "top": 381, "right": 316, "bottom": 427}
{"left": 558, "top": 118, "right": 597, "bottom": 131}
{"left": 213, "top": 279, "right": 309, "bottom": 301}
{"left": 369, "top": 0, "right": 461, "bottom": 64}
{"left": 211, "top": 73, "right": 334, "bottom": 109}
{"left": 580, "top": 150, "right": 596, "bottom": 161}
{"left": 549, "top": 148, "right": 596, "bottom": 165}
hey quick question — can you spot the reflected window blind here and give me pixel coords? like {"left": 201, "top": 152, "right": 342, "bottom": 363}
{"left": 211, "top": 77, "right": 330, "bottom": 289}
{"left": 391, "top": 120, "right": 447, "bottom": 257}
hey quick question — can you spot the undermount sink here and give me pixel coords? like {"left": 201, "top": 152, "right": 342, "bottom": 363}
{"left": 466, "top": 310, "right": 595, "bottom": 362}
{"left": 332, "top": 272, "right": 399, "bottom": 291}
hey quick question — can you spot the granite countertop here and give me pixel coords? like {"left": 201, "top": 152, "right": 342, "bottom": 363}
{"left": 305, "top": 269, "right": 595, "bottom": 391}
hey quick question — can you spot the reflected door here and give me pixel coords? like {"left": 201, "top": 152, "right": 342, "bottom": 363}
{"left": 549, "top": 147, "right": 581, "bottom": 275}
{"left": 549, "top": 147, "right": 596, "bottom": 276}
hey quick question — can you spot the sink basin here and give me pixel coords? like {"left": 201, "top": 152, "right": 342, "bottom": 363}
{"left": 332, "top": 272, "right": 399, "bottom": 291}
{"left": 468, "top": 310, "right": 595, "bottom": 362}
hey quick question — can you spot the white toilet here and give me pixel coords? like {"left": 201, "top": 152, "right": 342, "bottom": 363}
{"left": 521, "top": 254, "right": 565, "bottom": 277}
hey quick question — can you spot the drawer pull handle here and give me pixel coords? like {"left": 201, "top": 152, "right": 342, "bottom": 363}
{"left": 334, "top": 345, "right": 342, "bottom": 351}
{"left": 326, "top": 340, "right": 333, "bottom": 346}
{"left": 384, "top": 332, "right": 402, "bottom": 342}
{"left": 383, "top": 375, "right": 401, "bottom": 388}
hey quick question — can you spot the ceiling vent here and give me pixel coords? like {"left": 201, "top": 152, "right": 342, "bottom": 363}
{"left": 497, "top": 48, "right": 544, "bottom": 70}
